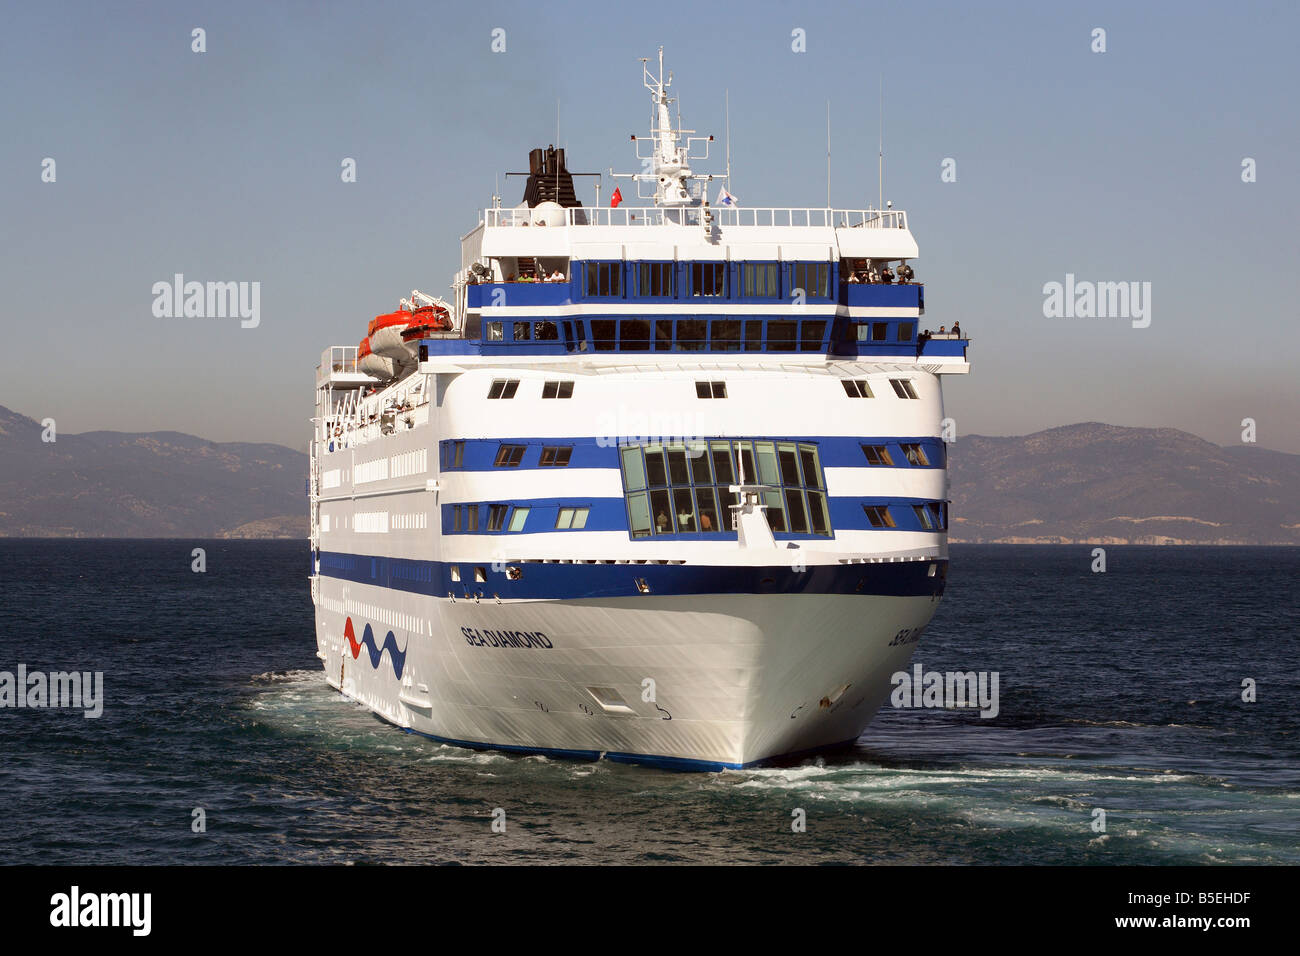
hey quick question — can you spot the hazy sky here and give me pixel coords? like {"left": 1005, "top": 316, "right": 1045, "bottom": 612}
{"left": 3, "top": 1, "right": 1297, "bottom": 452}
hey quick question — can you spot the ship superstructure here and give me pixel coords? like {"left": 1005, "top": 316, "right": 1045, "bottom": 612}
{"left": 308, "top": 51, "right": 970, "bottom": 769}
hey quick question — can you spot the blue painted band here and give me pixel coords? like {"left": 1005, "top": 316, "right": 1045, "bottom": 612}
{"left": 318, "top": 550, "right": 946, "bottom": 600}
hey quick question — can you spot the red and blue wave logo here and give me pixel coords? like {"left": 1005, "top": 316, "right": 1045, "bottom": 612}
{"left": 344, "top": 617, "right": 407, "bottom": 679}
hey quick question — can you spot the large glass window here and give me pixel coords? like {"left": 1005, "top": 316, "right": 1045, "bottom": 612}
{"left": 691, "top": 262, "right": 726, "bottom": 296}
{"left": 618, "top": 439, "right": 830, "bottom": 538}
{"left": 585, "top": 262, "right": 623, "bottom": 298}
{"left": 743, "top": 263, "right": 779, "bottom": 298}
{"left": 637, "top": 262, "right": 676, "bottom": 298}
{"left": 791, "top": 262, "right": 831, "bottom": 298}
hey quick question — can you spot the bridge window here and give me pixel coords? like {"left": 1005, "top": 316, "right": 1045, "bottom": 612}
{"left": 842, "top": 379, "right": 874, "bottom": 398}
{"left": 677, "top": 318, "right": 707, "bottom": 350}
{"left": 494, "top": 444, "right": 525, "bottom": 467}
{"left": 487, "top": 379, "right": 519, "bottom": 399}
{"left": 637, "top": 262, "right": 676, "bottom": 297}
{"left": 539, "top": 445, "right": 573, "bottom": 466}
{"left": 767, "top": 320, "right": 797, "bottom": 350}
{"left": 899, "top": 443, "right": 930, "bottom": 466}
{"left": 863, "top": 505, "right": 896, "bottom": 528}
{"left": 889, "top": 378, "right": 919, "bottom": 399}
{"left": 590, "top": 320, "right": 616, "bottom": 350}
{"left": 861, "top": 444, "right": 893, "bottom": 465}
{"left": 542, "top": 380, "right": 574, "bottom": 398}
{"left": 743, "top": 263, "right": 780, "bottom": 297}
{"left": 800, "top": 320, "right": 827, "bottom": 351}
{"left": 691, "top": 262, "right": 726, "bottom": 296}
{"left": 791, "top": 262, "right": 831, "bottom": 299}
{"left": 585, "top": 262, "right": 623, "bottom": 298}
{"left": 695, "top": 381, "right": 727, "bottom": 399}
{"left": 620, "top": 319, "right": 651, "bottom": 350}
{"left": 710, "top": 319, "right": 742, "bottom": 351}
{"left": 555, "top": 506, "right": 590, "bottom": 530}
{"left": 619, "top": 439, "right": 829, "bottom": 538}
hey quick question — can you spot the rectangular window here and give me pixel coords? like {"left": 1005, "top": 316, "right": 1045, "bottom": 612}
{"left": 487, "top": 379, "right": 519, "bottom": 399}
{"left": 743, "top": 319, "right": 763, "bottom": 351}
{"left": 710, "top": 319, "right": 741, "bottom": 351}
{"left": 494, "top": 444, "right": 525, "bottom": 467}
{"left": 929, "top": 502, "right": 948, "bottom": 530}
{"left": 590, "top": 320, "right": 616, "bottom": 351}
{"left": 767, "top": 320, "right": 797, "bottom": 350}
{"left": 513, "top": 321, "right": 531, "bottom": 341}
{"left": 508, "top": 507, "right": 530, "bottom": 532}
{"left": 637, "top": 262, "right": 676, "bottom": 297}
{"left": 872, "top": 322, "right": 889, "bottom": 342}
{"left": 555, "top": 506, "right": 590, "bottom": 530}
{"left": 535, "top": 320, "right": 559, "bottom": 341}
{"left": 743, "top": 263, "right": 779, "bottom": 298}
{"left": 889, "top": 378, "right": 919, "bottom": 399}
{"left": 677, "top": 319, "right": 707, "bottom": 350}
{"left": 842, "top": 380, "right": 874, "bottom": 398}
{"left": 539, "top": 445, "right": 573, "bottom": 466}
{"left": 450, "top": 565, "right": 461, "bottom": 582}
{"left": 900, "top": 443, "right": 930, "bottom": 466}
{"left": 863, "top": 505, "right": 896, "bottom": 528}
{"left": 791, "top": 262, "right": 830, "bottom": 298}
{"left": 585, "top": 262, "right": 623, "bottom": 298}
{"left": 691, "top": 262, "right": 725, "bottom": 296}
{"left": 487, "top": 504, "right": 509, "bottom": 531}
{"left": 898, "top": 322, "right": 914, "bottom": 341}
{"left": 620, "top": 319, "right": 651, "bottom": 350}
{"left": 542, "top": 380, "right": 575, "bottom": 399}
{"left": 862, "top": 444, "right": 894, "bottom": 466}
{"left": 694, "top": 381, "right": 727, "bottom": 399}
{"left": 452, "top": 506, "right": 462, "bottom": 532}
{"left": 913, "top": 504, "right": 935, "bottom": 530}
{"left": 486, "top": 321, "right": 504, "bottom": 341}
{"left": 466, "top": 506, "right": 479, "bottom": 532}
{"left": 800, "top": 320, "right": 827, "bottom": 351}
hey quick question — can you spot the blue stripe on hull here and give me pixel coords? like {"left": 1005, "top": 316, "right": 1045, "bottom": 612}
{"left": 319, "top": 550, "right": 946, "bottom": 600}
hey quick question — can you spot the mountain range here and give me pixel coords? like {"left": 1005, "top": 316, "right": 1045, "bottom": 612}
{"left": 1, "top": 406, "right": 1295, "bottom": 543}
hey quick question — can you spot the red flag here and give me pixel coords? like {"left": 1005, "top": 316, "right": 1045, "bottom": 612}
{"left": 610, "top": 187, "right": 623, "bottom": 208}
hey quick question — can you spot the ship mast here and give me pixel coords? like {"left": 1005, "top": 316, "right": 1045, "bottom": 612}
{"left": 614, "top": 48, "right": 713, "bottom": 208}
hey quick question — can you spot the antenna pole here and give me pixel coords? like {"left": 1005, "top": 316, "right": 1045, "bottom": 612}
{"left": 878, "top": 75, "right": 884, "bottom": 210}
{"left": 826, "top": 99, "right": 831, "bottom": 209}
{"left": 725, "top": 88, "right": 731, "bottom": 193}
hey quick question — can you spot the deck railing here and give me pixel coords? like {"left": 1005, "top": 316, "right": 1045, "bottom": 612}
{"left": 483, "top": 206, "right": 907, "bottom": 230}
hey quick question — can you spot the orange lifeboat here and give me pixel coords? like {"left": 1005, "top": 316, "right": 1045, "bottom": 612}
{"left": 369, "top": 309, "right": 421, "bottom": 362}
{"left": 357, "top": 334, "right": 395, "bottom": 380}
{"left": 400, "top": 303, "right": 453, "bottom": 341}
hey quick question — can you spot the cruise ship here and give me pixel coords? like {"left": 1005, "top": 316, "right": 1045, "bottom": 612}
{"left": 308, "top": 51, "right": 970, "bottom": 770}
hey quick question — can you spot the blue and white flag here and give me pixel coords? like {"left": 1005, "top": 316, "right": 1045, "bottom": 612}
{"left": 716, "top": 186, "right": 738, "bottom": 207}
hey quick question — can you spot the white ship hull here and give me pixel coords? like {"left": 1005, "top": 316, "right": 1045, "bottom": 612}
{"left": 314, "top": 580, "right": 941, "bottom": 769}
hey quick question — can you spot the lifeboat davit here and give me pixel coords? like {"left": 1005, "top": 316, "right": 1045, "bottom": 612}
{"left": 357, "top": 335, "right": 395, "bottom": 380}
